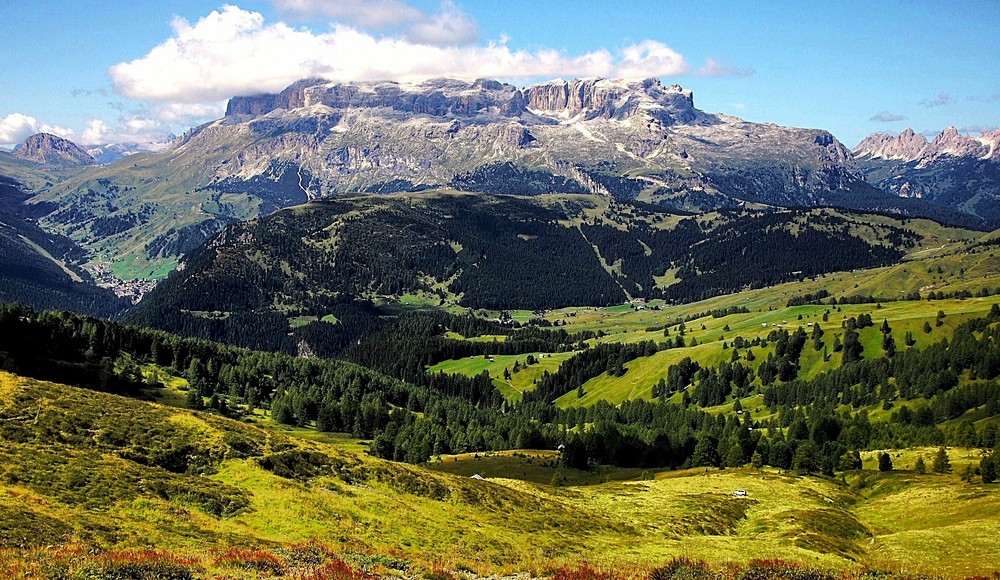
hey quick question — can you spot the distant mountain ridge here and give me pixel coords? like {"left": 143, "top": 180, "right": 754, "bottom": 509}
{"left": 854, "top": 127, "right": 1000, "bottom": 227}
{"left": 26, "top": 76, "right": 889, "bottom": 278}
{"left": 5, "top": 78, "right": 995, "bottom": 287}
{"left": 213, "top": 76, "right": 861, "bottom": 201}
{"left": 854, "top": 127, "right": 1000, "bottom": 163}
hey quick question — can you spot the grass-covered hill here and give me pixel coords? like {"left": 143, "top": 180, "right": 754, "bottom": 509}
{"left": 1, "top": 371, "right": 999, "bottom": 578}
{"left": 126, "top": 191, "right": 974, "bottom": 354}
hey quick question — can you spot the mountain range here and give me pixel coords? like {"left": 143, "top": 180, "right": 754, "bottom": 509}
{"left": 0, "top": 77, "right": 996, "bottom": 318}
{"left": 853, "top": 127, "right": 1000, "bottom": 225}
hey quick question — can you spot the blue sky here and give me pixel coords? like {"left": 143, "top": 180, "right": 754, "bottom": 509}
{"left": 1, "top": 0, "right": 997, "bottom": 148}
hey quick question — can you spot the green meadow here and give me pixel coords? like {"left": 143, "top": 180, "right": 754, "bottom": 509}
{"left": 2, "top": 371, "right": 999, "bottom": 578}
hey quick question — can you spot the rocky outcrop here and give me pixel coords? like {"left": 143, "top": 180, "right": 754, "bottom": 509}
{"left": 525, "top": 78, "right": 699, "bottom": 125}
{"left": 222, "top": 77, "right": 703, "bottom": 126}
{"left": 226, "top": 78, "right": 528, "bottom": 120}
{"left": 13, "top": 133, "right": 95, "bottom": 166}
{"left": 853, "top": 127, "right": 995, "bottom": 163}
{"left": 855, "top": 127, "right": 1000, "bottom": 227}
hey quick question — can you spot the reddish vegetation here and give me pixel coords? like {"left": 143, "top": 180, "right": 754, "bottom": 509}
{"left": 301, "top": 556, "right": 370, "bottom": 580}
{"left": 550, "top": 564, "right": 618, "bottom": 580}
{"left": 213, "top": 547, "right": 287, "bottom": 575}
{"left": 0, "top": 546, "right": 997, "bottom": 579}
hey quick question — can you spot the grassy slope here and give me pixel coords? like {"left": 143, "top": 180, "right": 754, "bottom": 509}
{"left": 428, "top": 230, "right": 1000, "bottom": 408}
{"left": 2, "top": 372, "right": 999, "bottom": 577}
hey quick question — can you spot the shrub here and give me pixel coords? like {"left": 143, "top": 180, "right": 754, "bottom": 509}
{"left": 213, "top": 547, "right": 285, "bottom": 575}
{"left": 649, "top": 557, "right": 714, "bottom": 580}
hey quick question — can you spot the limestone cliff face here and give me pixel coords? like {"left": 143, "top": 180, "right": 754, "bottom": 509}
{"left": 226, "top": 78, "right": 528, "bottom": 120}
{"left": 524, "top": 78, "right": 699, "bottom": 125}
{"left": 205, "top": 76, "right": 860, "bottom": 200}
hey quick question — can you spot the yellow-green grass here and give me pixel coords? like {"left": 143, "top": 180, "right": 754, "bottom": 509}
{"left": 556, "top": 296, "right": 1000, "bottom": 409}
{"left": 535, "top": 243, "right": 1000, "bottom": 340}
{"left": 3, "top": 373, "right": 1000, "bottom": 577}
{"left": 428, "top": 352, "right": 574, "bottom": 402}
{"left": 288, "top": 314, "right": 340, "bottom": 328}
{"left": 443, "top": 331, "right": 508, "bottom": 342}
{"left": 431, "top": 294, "right": 1000, "bottom": 409}
{"left": 860, "top": 446, "right": 986, "bottom": 475}
{"left": 848, "top": 467, "right": 1000, "bottom": 577}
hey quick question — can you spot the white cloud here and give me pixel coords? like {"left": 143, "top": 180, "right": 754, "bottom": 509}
{"left": 0, "top": 113, "right": 75, "bottom": 146}
{"left": 274, "top": 0, "right": 479, "bottom": 46}
{"left": 870, "top": 111, "right": 906, "bottom": 122}
{"left": 919, "top": 93, "right": 950, "bottom": 108}
{"left": 78, "top": 114, "right": 178, "bottom": 147}
{"left": 110, "top": 5, "right": 723, "bottom": 105}
{"left": 614, "top": 41, "right": 687, "bottom": 79}
{"left": 155, "top": 102, "right": 227, "bottom": 125}
{"left": 696, "top": 58, "right": 754, "bottom": 78}
{"left": 405, "top": 0, "right": 479, "bottom": 46}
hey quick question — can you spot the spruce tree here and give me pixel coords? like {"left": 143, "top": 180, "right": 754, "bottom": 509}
{"left": 981, "top": 455, "right": 996, "bottom": 484}
{"left": 932, "top": 447, "right": 951, "bottom": 474}
{"left": 878, "top": 452, "right": 893, "bottom": 472}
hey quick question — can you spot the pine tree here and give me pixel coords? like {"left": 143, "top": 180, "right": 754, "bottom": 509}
{"left": 980, "top": 455, "right": 996, "bottom": 484}
{"left": 932, "top": 447, "right": 951, "bottom": 474}
{"left": 186, "top": 386, "right": 205, "bottom": 410}
{"left": 878, "top": 452, "right": 893, "bottom": 472}
{"left": 914, "top": 456, "right": 926, "bottom": 474}
{"left": 793, "top": 440, "right": 820, "bottom": 474}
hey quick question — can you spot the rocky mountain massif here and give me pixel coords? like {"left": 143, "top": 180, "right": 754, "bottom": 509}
{"left": 21, "top": 76, "right": 958, "bottom": 281}
{"left": 0, "top": 78, "right": 993, "bottom": 308}
{"left": 12, "top": 133, "right": 96, "bottom": 167}
{"left": 855, "top": 127, "right": 1000, "bottom": 227}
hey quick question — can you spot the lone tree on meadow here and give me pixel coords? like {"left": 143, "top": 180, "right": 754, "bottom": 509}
{"left": 878, "top": 452, "right": 893, "bottom": 472}
{"left": 932, "top": 447, "right": 952, "bottom": 474}
{"left": 981, "top": 455, "right": 996, "bottom": 484}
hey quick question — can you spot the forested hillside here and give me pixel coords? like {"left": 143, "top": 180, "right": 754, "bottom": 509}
{"left": 4, "top": 301, "right": 999, "bottom": 474}
{"left": 127, "top": 191, "right": 943, "bottom": 354}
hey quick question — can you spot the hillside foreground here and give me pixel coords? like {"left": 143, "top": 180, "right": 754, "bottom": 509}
{"left": 1, "top": 372, "right": 998, "bottom": 578}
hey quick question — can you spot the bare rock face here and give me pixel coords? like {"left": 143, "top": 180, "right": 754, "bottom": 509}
{"left": 854, "top": 129, "right": 928, "bottom": 161}
{"left": 193, "top": 76, "right": 862, "bottom": 201}
{"left": 13, "top": 133, "right": 95, "bottom": 166}
{"left": 927, "top": 126, "right": 988, "bottom": 160}
{"left": 976, "top": 129, "right": 1000, "bottom": 160}
{"left": 524, "top": 78, "right": 699, "bottom": 125}
{"left": 853, "top": 127, "right": 993, "bottom": 163}
{"left": 855, "top": 127, "right": 1000, "bottom": 226}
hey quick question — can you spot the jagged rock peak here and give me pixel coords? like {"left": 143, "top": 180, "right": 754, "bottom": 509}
{"left": 854, "top": 127, "right": 999, "bottom": 162}
{"left": 975, "top": 129, "right": 1000, "bottom": 160}
{"left": 224, "top": 77, "right": 701, "bottom": 125}
{"left": 853, "top": 128, "right": 928, "bottom": 161}
{"left": 929, "top": 126, "right": 987, "bottom": 158}
{"left": 12, "top": 133, "right": 95, "bottom": 166}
